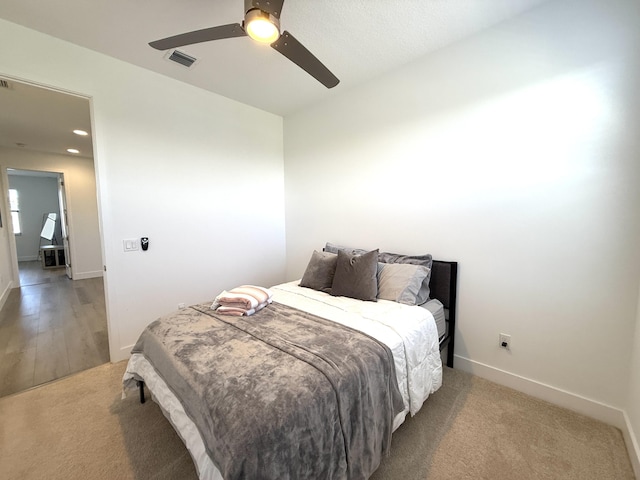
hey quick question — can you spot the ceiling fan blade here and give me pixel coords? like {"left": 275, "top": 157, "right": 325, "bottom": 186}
{"left": 149, "top": 23, "right": 246, "bottom": 50}
{"left": 244, "top": 0, "right": 285, "bottom": 19}
{"left": 271, "top": 31, "right": 339, "bottom": 89}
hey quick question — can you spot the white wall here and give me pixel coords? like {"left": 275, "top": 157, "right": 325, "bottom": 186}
{"left": 284, "top": 0, "right": 640, "bottom": 430}
{"left": 0, "top": 19, "right": 286, "bottom": 361}
{"left": 7, "top": 174, "right": 61, "bottom": 261}
{"left": 0, "top": 148, "right": 103, "bottom": 279}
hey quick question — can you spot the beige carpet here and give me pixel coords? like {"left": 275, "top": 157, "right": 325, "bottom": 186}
{"left": 0, "top": 362, "right": 634, "bottom": 480}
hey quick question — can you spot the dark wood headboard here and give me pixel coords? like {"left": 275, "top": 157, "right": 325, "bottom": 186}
{"left": 429, "top": 260, "right": 458, "bottom": 368}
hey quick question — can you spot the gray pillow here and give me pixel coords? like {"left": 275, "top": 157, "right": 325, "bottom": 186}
{"left": 324, "top": 242, "right": 369, "bottom": 256}
{"left": 377, "top": 263, "right": 430, "bottom": 305}
{"left": 331, "top": 249, "right": 379, "bottom": 302}
{"left": 299, "top": 250, "right": 338, "bottom": 293}
{"left": 378, "top": 252, "right": 433, "bottom": 304}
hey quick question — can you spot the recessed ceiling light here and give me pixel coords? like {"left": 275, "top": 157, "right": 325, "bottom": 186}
{"left": 73, "top": 129, "right": 88, "bottom": 136}
{"left": 67, "top": 148, "right": 80, "bottom": 154}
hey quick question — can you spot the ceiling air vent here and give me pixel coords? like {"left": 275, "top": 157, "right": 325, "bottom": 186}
{"left": 167, "top": 50, "right": 197, "bottom": 68}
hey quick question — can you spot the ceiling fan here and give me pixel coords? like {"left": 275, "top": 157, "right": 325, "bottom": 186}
{"left": 149, "top": 0, "right": 339, "bottom": 88}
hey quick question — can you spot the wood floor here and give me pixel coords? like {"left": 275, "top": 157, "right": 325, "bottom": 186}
{"left": 0, "top": 261, "right": 108, "bottom": 397}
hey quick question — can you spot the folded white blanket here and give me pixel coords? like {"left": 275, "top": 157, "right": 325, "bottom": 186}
{"left": 216, "top": 301, "right": 269, "bottom": 317}
{"left": 212, "top": 285, "right": 273, "bottom": 316}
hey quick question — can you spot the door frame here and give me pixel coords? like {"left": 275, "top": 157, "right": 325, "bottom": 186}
{"left": 1, "top": 166, "right": 21, "bottom": 286}
{"left": 2, "top": 168, "right": 73, "bottom": 283}
{"left": 57, "top": 173, "right": 72, "bottom": 279}
{"left": 0, "top": 73, "right": 112, "bottom": 363}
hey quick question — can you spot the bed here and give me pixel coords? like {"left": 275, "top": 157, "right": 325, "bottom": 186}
{"left": 122, "top": 245, "right": 458, "bottom": 480}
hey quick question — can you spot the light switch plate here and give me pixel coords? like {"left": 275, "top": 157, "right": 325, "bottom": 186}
{"left": 123, "top": 239, "right": 139, "bottom": 252}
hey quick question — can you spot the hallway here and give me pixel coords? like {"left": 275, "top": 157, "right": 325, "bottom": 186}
{"left": 0, "top": 261, "right": 108, "bottom": 397}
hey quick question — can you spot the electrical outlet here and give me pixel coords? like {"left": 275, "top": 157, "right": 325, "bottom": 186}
{"left": 178, "top": 303, "right": 186, "bottom": 310}
{"left": 499, "top": 333, "right": 511, "bottom": 350}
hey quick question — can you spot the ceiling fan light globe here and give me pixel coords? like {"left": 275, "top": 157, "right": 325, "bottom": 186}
{"left": 245, "top": 9, "right": 280, "bottom": 44}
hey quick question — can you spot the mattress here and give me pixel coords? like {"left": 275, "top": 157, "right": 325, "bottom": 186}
{"left": 123, "top": 281, "right": 443, "bottom": 480}
{"left": 422, "top": 298, "right": 446, "bottom": 339}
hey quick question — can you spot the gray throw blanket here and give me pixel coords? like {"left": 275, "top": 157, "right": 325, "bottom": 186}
{"left": 131, "top": 301, "right": 405, "bottom": 480}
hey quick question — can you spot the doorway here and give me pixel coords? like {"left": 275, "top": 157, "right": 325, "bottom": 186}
{"left": 8, "top": 169, "right": 69, "bottom": 287}
{"left": 0, "top": 78, "right": 108, "bottom": 397}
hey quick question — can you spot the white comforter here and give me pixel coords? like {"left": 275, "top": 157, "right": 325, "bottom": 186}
{"left": 123, "top": 281, "right": 443, "bottom": 479}
{"left": 271, "top": 282, "right": 442, "bottom": 416}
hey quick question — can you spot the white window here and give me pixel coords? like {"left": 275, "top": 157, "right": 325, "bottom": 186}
{"left": 8, "top": 189, "right": 21, "bottom": 235}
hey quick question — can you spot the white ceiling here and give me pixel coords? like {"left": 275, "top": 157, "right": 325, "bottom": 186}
{"left": 0, "top": 79, "right": 93, "bottom": 158}
{"left": 0, "top": 0, "right": 549, "bottom": 155}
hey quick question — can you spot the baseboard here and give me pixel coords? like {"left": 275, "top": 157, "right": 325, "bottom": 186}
{"left": 113, "top": 344, "right": 134, "bottom": 363}
{"left": 18, "top": 255, "right": 38, "bottom": 262}
{"left": 623, "top": 410, "right": 640, "bottom": 478}
{"left": 454, "top": 355, "right": 627, "bottom": 429}
{"left": 73, "top": 270, "right": 103, "bottom": 280}
{"left": 0, "top": 280, "right": 12, "bottom": 311}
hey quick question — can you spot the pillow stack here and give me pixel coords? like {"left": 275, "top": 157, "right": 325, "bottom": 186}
{"left": 212, "top": 285, "right": 273, "bottom": 316}
{"left": 299, "top": 243, "right": 433, "bottom": 306}
{"left": 377, "top": 251, "right": 433, "bottom": 304}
